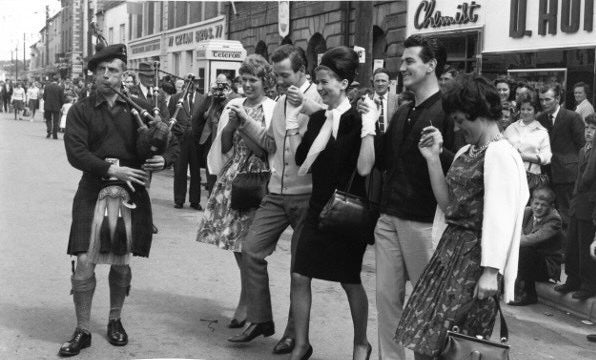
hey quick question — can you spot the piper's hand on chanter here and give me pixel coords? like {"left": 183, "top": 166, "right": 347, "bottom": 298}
{"left": 107, "top": 165, "right": 148, "bottom": 190}
{"left": 418, "top": 126, "right": 443, "bottom": 160}
{"left": 474, "top": 267, "right": 499, "bottom": 300}
{"left": 143, "top": 155, "right": 166, "bottom": 172}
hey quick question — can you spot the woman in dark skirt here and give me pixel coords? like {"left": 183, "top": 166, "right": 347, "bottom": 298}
{"left": 395, "top": 74, "right": 529, "bottom": 359}
{"left": 290, "top": 47, "right": 376, "bottom": 360}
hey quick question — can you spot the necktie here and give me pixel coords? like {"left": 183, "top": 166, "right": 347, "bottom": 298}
{"left": 550, "top": 114, "right": 554, "bottom": 125}
{"left": 378, "top": 96, "right": 385, "bottom": 134}
{"left": 188, "top": 93, "right": 193, "bottom": 112}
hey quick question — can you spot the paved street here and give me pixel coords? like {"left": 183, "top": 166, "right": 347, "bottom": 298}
{"left": 1, "top": 112, "right": 596, "bottom": 360}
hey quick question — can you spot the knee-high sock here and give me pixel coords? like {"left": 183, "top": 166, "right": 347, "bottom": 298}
{"left": 72, "top": 274, "right": 96, "bottom": 332}
{"left": 109, "top": 265, "right": 131, "bottom": 320}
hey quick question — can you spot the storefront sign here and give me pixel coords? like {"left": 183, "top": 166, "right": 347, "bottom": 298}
{"left": 509, "top": 0, "right": 593, "bottom": 38}
{"left": 166, "top": 16, "right": 226, "bottom": 52}
{"left": 130, "top": 39, "right": 161, "bottom": 55}
{"left": 278, "top": 0, "right": 290, "bottom": 37}
{"left": 484, "top": 0, "right": 596, "bottom": 52}
{"left": 211, "top": 50, "right": 243, "bottom": 59}
{"left": 407, "top": 0, "right": 485, "bottom": 35}
{"left": 414, "top": 0, "right": 481, "bottom": 29}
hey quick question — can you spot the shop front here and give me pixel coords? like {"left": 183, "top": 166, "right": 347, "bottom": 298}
{"left": 164, "top": 15, "right": 227, "bottom": 79}
{"left": 127, "top": 34, "right": 162, "bottom": 73}
{"left": 406, "top": 0, "right": 485, "bottom": 73}
{"left": 406, "top": 0, "right": 596, "bottom": 106}
{"left": 482, "top": 0, "right": 596, "bottom": 106}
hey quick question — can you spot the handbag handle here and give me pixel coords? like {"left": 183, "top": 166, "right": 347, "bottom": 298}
{"left": 495, "top": 296, "right": 509, "bottom": 343}
{"left": 344, "top": 169, "right": 357, "bottom": 193}
{"left": 238, "top": 150, "right": 254, "bottom": 172}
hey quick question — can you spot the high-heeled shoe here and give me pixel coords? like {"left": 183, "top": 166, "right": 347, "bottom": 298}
{"left": 365, "top": 342, "right": 372, "bottom": 360}
{"left": 300, "top": 345, "right": 313, "bottom": 360}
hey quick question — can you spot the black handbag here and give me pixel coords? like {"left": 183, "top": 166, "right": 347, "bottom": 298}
{"left": 439, "top": 297, "right": 510, "bottom": 360}
{"left": 231, "top": 151, "right": 271, "bottom": 211}
{"left": 318, "top": 169, "right": 379, "bottom": 244}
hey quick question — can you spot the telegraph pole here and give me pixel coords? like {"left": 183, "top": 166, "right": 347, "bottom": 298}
{"left": 23, "top": 33, "right": 26, "bottom": 76}
{"left": 46, "top": 5, "right": 50, "bottom": 70}
{"left": 15, "top": 44, "right": 19, "bottom": 80}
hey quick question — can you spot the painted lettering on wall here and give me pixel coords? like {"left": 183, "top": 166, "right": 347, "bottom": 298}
{"left": 414, "top": 0, "right": 481, "bottom": 29}
{"left": 211, "top": 50, "right": 242, "bottom": 59}
{"left": 167, "top": 25, "right": 225, "bottom": 47}
{"left": 509, "top": 0, "right": 594, "bottom": 38}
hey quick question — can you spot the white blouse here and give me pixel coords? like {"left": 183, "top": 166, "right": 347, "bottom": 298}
{"left": 504, "top": 119, "right": 551, "bottom": 174}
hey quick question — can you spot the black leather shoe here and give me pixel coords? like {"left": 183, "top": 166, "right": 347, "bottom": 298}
{"left": 58, "top": 328, "right": 91, "bottom": 357}
{"left": 228, "top": 321, "right": 274, "bottom": 342}
{"left": 227, "top": 318, "right": 246, "bottom": 329}
{"left": 190, "top": 203, "right": 203, "bottom": 211}
{"left": 174, "top": 203, "right": 183, "bottom": 209}
{"left": 587, "top": 334, "right": 596, "bottom": 342}
{"left": 572, "top": 290, "right": 595, "bottom": 300}
{"left": 508, "top": 296, "right": 538, "bottom": 306}
{"left": 554, "top": 283, "right": 579, "bottom": 294}
{"left": 46, "top": 133, "right": 51, "bottom": 138}
{"left": 272, "top": 336, "right": 295, "bottom": 354}
{"left": 107, "top": 319, "right": 128, "bottom": 346}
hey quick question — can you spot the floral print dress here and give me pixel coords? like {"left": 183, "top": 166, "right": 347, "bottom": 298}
{"left": 394, "top": 146, "right": 500, "bottom": 357}
{"left": 196, "top": 104, "right": 268, "bottom": 252}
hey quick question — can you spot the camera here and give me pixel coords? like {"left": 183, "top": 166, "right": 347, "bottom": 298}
{"left": 211, "top": 82, "right": 230, "bottom": 98}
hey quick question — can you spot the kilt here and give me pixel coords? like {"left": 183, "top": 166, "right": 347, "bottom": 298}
{"left": 68, "top": 175, "right": 153, "bottom": 257}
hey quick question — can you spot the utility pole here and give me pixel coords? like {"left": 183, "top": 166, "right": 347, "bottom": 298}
{"left": 15, "top": 44, "right": 19, "bottom": 80}
{"left": 23, "top": 33, "right": 26, "bottom": 76}
{"left": 46, "top": 5, "right": 50, "bottom": 72}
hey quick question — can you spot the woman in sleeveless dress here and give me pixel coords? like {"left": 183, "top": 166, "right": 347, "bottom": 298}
{"left": 395, "top": 74, "right": 529, "bottom": 359}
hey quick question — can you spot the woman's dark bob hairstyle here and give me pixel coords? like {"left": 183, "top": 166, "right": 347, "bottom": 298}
{"left": 315, "top": 46, "right": 359, "bottom": 87}
{"left": 442, "top": 74, "right": 502, "bottom": 121}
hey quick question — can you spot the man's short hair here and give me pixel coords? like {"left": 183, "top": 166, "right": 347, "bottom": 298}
{"left": 532, "top": 186, "right": 556, "bottom": 205}
{"left": 270, "top": 44, "right": 307, "bottom": 73}
{"left": 403, "top": 35, "right": 447, "bottom": 77}
{"left": 539, "top": 82, "right": 562, "bottom": 98}
{"left": 373, "top": 67, "right": 390, "bottom": 78}
{"left": 574, "top": 81, "right": 590, "bottom": 96}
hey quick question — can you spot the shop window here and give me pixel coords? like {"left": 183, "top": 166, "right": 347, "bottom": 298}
{"left": 438, "top": 32, "right": 478, "bottom": 74}
{"left": 306, "top": 33, "right": 327, "bottom": 77}
{"left": 190, "top": 2, "right": 202, "bottom": 22}
{"left": 108, "top": 27, "right": 114, "bottom": 44}
{"left": 255, "top": 41, "right": 269, "bottom": 60}
{"left": 119, "top": 24, "right": 125, "bottom": 43}
{"left": 175, "top": 1, "right": 188, "bottom": 28}
{"left": 168, "top": 2, "right": 175, "bottom": 30}
{"left": 147, "top": 2, "right": 154, "bottom": 35}
{"left": 204, "top": 2, "right": 218, "bottom": 19}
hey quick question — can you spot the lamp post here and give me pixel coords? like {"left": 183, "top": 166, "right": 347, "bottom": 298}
{"left": 15, "top": 44, "right": 19, "bottom": 81}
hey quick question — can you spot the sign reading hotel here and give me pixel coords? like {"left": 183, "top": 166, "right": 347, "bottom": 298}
{"left": 166, "top": 16, "right": 226, "bottom": 51}
{"left": 484, "top": 0, "right": 596, "bottom": 53}
{"left": 407, "top": 0, "right": 484, "bottom": 35}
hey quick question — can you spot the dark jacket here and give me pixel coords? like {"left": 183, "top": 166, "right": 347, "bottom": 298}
{"left": 64, "top": 93, "right": 179, "bottom": 257}
{"left": 521, "top": 207, "right": 563, "bottom": 279}
{"left": 537, "top": 107, "right": 585, "bottom": 184}
{"left": 375, "top": 91, "right": 454, "bottom": 222}
{"left": 170, "top": 91, "right": 205, "bottom": 139}
{"left": 570, "top": 145, "right": 596, "bottom": 221}
{"left": 129, "top": 85, "right": 170, "bottom": 120}
{"left": 43, "top": 82, "right": 65, "bottom": 112}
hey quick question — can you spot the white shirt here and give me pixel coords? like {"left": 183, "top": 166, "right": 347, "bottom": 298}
{"left": 575, "top": 99, "right": 595, "bottom": 121}
{"left": 549, "top": 105, "right": 560, "bottom": 125}
{"left": 27, "top": 87, "right": 40, "bottom": 101}
{"left": 504, "top": 119, "right": 552, "bottom": 174}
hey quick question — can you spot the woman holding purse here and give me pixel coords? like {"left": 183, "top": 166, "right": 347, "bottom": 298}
{"left": 290, "top": 46, "right": 376, "bottom": 360}
{"left": 197, "top": 54, "right": 276, "bottom": 328}
{"left": 395, "top": 74, "right": 529, "bottom": 359}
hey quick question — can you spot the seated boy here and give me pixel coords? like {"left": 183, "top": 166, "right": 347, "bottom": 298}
{"left": 554, "top": 114, "right": 596, "bottom": 300}
{"left": 510, "top": 186, "right": 564, "bottom": 306}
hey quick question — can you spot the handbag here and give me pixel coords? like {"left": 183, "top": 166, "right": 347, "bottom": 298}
{"left": 318, "top": 169, "right": 379, "bottom": 244}
{"left": 231, "top": 151, "right": 271, "bottom": 211}
{"left": 439, "top": 297, "right": 510, "bottom": 360}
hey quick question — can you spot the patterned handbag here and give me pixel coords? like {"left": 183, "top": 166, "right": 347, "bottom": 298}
{"left": 318, "top": 169, "right": 379, "bottom": 243}
{"left": 439, "top": 297, "right": 510, "bottom": 360}
{"left": 231, "top": 152, "right": 271, "bottom": 211}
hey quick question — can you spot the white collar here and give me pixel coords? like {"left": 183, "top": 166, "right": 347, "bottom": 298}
{"left": 375, "top": 92, "right": 386, "bottom": 100}
{"left": 326, "top": 97, "right": 351, "bottom": 137}
{"left": 298, "top": 80, "right": 311, "bottom": 93}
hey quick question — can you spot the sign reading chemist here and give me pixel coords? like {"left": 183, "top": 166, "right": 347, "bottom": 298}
{"left": 406, "top": 0, "right": 485, "bottom": 36}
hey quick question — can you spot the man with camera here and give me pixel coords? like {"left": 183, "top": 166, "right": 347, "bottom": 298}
{"left": 191, "top": 73, "right": 239, "bottom": 194}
